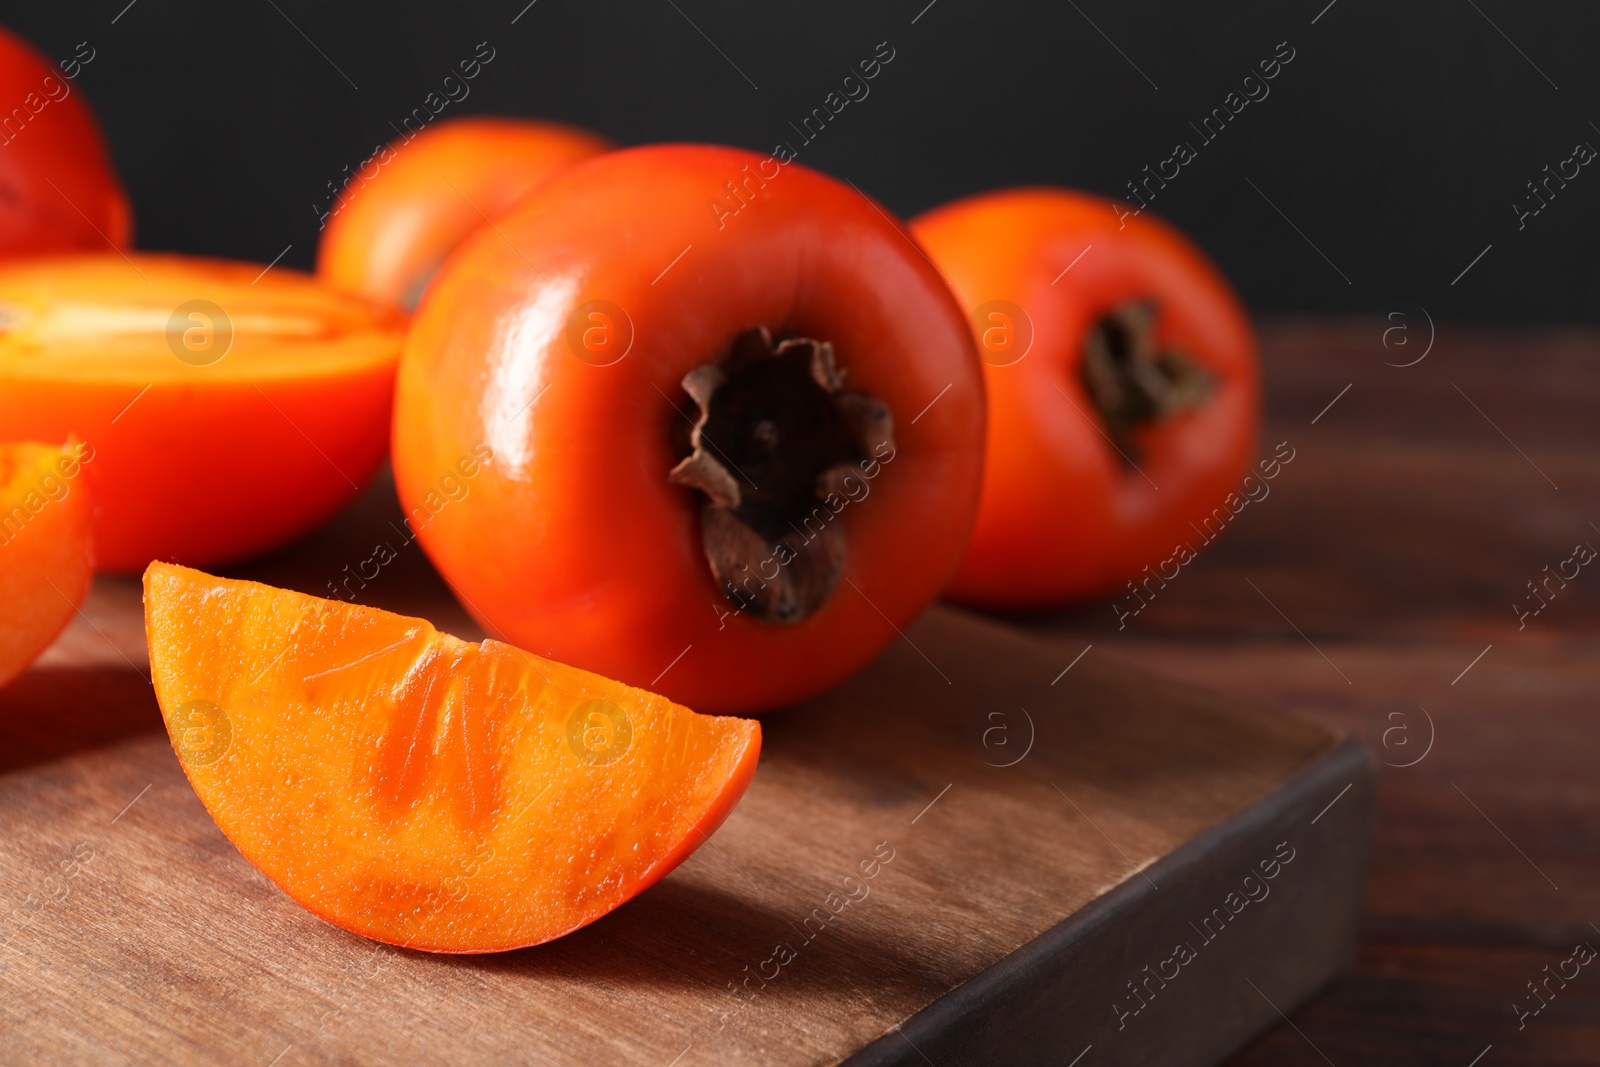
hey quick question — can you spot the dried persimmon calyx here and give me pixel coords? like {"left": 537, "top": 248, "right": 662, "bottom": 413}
{"left": 669, "top": 326, "right": 895, "bottom": 624}
{"left": 1080, "top": 300, "right": 1213, "bottom": 461}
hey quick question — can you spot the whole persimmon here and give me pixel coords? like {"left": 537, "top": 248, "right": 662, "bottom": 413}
{"left": 0, "top": 254, "right": 406, "bottom": 571}
{"left": 910, "top": 188, "right": 1260, "bottom": 611}
{"left": 0, "top": 28, "right": 132, "bottom": 257}
{"left": 316, "top": 117, "right": 612, "bottom": 309}
{"left": 145, "top": 563, "right": 760, "bottom": 952}
{"left": 0, "top": 440, "right": 93, "bottom": 688}
{"left": 394, "top": 144, "right": 986, "bottom": 713}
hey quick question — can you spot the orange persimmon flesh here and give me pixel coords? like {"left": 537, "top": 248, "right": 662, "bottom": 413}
{"left": 144, "top": 563, "right": 760, "bottom": 952}
{"left": 0, "top": 254, "right": 406, "bottom": 572}
{"left": 0, "top": 440, "right": 93, "bottom": 689}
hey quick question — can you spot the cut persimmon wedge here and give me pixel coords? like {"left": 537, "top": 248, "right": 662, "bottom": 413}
{"left": 0, "top": 254, "right": 406, "bottom": 571}
{"left": 0, "top": 440, "right": 93, "bottom": 688}
{"left": 143, "top": 563, "right": 761, "bottom": 953}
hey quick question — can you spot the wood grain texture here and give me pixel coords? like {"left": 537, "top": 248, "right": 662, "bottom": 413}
{"left": 1014, "top": 319, "right": 1600, "bottom": 1065}
{"left": 846, "top": 738, "right": 1371, "bottom": 1067}
{"left": 31, "top": 312, "right": 1572, "bottom": 1063}
{"left": 0, "top": 459, "right": 1360, "bottom": 1064}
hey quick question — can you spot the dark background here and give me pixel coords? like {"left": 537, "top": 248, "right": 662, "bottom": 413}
{"left": 9, "top": 0, "right": 1599, "bottom": 321}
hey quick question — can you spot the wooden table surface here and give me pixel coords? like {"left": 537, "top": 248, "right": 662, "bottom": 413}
{"left": 1017, "top": 318, "right": 1600, "bottom": 1065}
{"left": 1, "top": 456, "right": 1369, "bottom": 1064}
{"left": 3, "top": 317, "right": 1589, "bottom": 1064}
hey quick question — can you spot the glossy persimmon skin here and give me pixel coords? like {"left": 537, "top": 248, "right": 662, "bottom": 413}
{"left": 144, "top": 562, "right": 761, "bottom": 953}
{"left": 0, "top": 29, "right": 131, "bottom": 257}
{"left": 316, "top": 117, "right": 612, "bottom": 309}
{"left": 394, "top": 144, "right": 986, "bottom": 714}
{"left": 911, "top": 188, "right": 1259, "bottom": 609}
{"left": 0, "top": 254, "right": 406, "bottom": 572}
{"left": 0, "top": 440, "right": 93, "bottom": 688}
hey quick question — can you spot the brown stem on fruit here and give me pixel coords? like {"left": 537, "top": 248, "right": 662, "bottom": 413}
{"left": 1079, "top": 300, "right": 1213, "bottom": 464}
{"left": 668, "top": 327, "right": 893, "bottom": 625}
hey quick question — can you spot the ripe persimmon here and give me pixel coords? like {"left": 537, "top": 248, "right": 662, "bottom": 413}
{"left": 144, "top": 562, "right": 760, "bottom": 952}
{"left": 0, "top": 254, "right": 406, "bottom": 572}
{"left": 392, "top": 144, "right": 986, "bottom": 713}
{"left": 910, "top": 188, "right": 1259, "bottom": 610}
{"left": 0, "top": 440, "right": 93, "bottom": 688}
{"left": 316, "top": 117, "right": 612, "bottom": 309}
{"left": 0, "top": 28, "right": 132, "bottom": 258}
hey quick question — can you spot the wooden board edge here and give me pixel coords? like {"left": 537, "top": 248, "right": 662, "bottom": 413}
{"left": 842, "top": 736, "right": 1375, "bottom": 1067}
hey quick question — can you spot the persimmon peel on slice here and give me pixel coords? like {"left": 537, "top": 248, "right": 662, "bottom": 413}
{"left": 0, "top": 440, "right": 93, "bottom": 689}
{"left": 143, "top": 563, "right": 761, "bottom": 953}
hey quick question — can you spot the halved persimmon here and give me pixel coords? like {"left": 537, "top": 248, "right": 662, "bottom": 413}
{"left": 0, "top": 440, "right": 93, "bottom": 688}
{"left": 0, "top": 254, "right": 406, "bottom": 572}
{"left": 316, "top": 117, "right": 612, "bottom": 309}
{"left": 144, "top": 563, "right": 761, "bottom": 952}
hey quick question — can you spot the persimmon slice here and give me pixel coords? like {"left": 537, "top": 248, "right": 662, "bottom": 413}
{"left": 0, "top": 441, "right": 93, "bottom": 689}
{"left": 143, "top": 563, "right": 761, "bottom": 952}
{"left": 0, "top": 254, "right": 406, "bottom": 571}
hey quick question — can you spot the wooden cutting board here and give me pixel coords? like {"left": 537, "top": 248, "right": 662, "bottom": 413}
{"left": 0, "top": 478, "right": 1371, "bottom": 1066}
